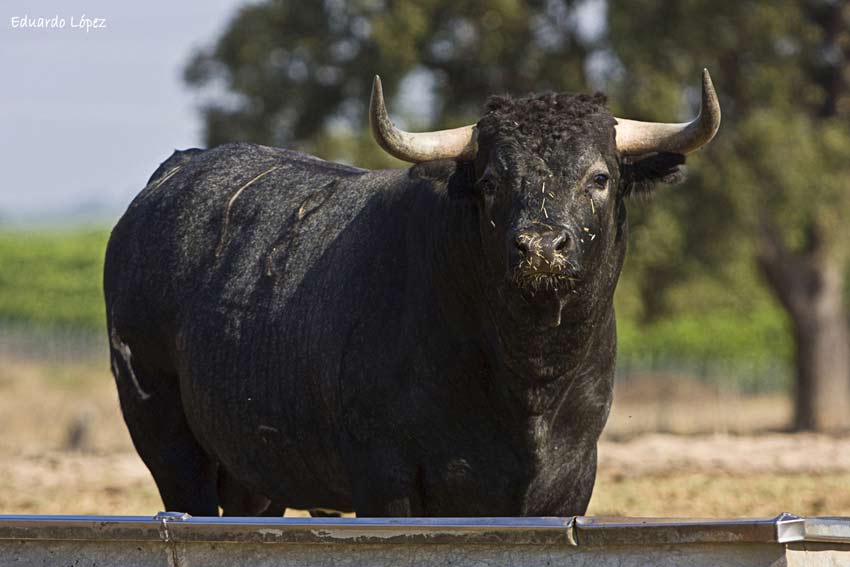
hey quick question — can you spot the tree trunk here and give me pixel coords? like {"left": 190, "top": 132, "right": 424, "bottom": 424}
{"left": 757, "top": 225, "right": 850, "bottom": 432}
{"left": 790, "top": 265, "right": 850, "bottom": 431}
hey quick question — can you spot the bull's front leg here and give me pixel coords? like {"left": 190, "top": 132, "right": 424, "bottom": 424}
{"left": 359, "top": 496, "right": 417, "bottom": 517}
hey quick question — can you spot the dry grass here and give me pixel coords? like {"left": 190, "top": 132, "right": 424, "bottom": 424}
{"left": 0, "top": 356, "right": 131, "bottom": 453}
{"left": 1, "top": 355, "right": 847, "bottom": 518}
{"left": 0, "top": 451, "right": 160, "bottom": 515}
{"left": 590, "top": 472, "right": 850, "bottom": 517}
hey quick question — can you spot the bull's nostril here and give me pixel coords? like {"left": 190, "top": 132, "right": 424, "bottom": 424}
{"left": 515, "top": 236, "right": 530, "bottom": 254}
{"left": 551, "top": 231, "right": 570, "bottom": 253}
{"left": 554, "top": 234, "right": 568, "bottom": 252}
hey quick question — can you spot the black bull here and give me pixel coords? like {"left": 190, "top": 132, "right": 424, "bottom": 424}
{"left": 104, "top": 85, "right": 713, "bottom": 517}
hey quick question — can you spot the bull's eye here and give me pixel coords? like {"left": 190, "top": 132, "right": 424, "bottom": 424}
{"left": 592, "top": 173, "right": 609, "bottom": 188}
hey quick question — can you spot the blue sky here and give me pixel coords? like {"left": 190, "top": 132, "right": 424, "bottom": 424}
{"left": 1, "top": 0, "right": 249, "bottom": 223}
{"left": 1, "top": 0, "right": 606, "bottom": 225}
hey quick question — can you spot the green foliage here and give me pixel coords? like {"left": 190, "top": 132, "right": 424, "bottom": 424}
{"left": 304, "top": 128, "right": 405, "bottom": 169}
{"left": 0, "top": 229, "right": 109, "bottom": 330}
{"left": 732, "top": 111, "right": 850, "bottom": 255}
{"left": 184, "top": 0, "right": 593, "bottom": 150}
{"left": 618, "top": 308, "right": 791, "bottom": 368}
{"left": 608, "top": 0, "right": 850, "bottom": 315}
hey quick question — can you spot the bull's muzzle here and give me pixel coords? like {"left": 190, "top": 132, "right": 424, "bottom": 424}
{"left": 515, "top": 227, "right": 572, "bottom": 272}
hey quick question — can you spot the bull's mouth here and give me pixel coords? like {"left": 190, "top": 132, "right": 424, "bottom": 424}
{"left": 508, "top": 245, "right": 582, "bottom": 297}
{"left": 508, "top": 269, "right": 580, "bottom": 328}
{"left": 510, "top": 269, "right": 580, "bottom": 296}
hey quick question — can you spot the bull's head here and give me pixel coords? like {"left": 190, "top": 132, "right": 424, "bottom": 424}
{"left": 370, "top": 72, "right": 720, "bottom": 326}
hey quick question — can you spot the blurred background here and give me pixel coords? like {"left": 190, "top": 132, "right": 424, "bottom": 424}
{"left": 2, "top": 0, "right": 850, "bottom": 517}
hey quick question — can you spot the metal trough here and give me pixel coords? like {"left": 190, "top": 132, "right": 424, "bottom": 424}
{"left": 0, "top": 512, "right": 847, "bottom": 566}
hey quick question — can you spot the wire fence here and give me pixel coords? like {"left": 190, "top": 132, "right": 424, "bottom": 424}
{"left": 0, "top": 323, "right": 106, "bottom": 366}
{"left": 617, "top": 354, "right": 791, "bottom": 395}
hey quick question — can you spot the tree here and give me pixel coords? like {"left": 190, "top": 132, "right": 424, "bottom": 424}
{"left": 608, "top": 0, "right": 850, "bottom": 431}
{"left": 183, "top": 0, "right": 596, "bottom": 156}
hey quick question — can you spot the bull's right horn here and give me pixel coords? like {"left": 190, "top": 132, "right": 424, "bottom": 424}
{"left": 369, "top": 76, "right": 478, "bottom": 163}
{"left": 614, "top": 69, "right": 721, "bottom": 156}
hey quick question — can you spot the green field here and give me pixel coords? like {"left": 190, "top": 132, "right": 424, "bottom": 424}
{"left": 0, "top": 229, "right": 110, "bottom": 330}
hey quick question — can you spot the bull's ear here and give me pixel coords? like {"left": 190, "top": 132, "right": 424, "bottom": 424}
{"left": 621, "top": 152, "right": 686, "bottom": 197}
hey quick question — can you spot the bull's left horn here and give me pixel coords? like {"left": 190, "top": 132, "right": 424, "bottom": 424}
{"left": 369, "top": 75, "right": 478, "bottom": 163}
{"left": 614, "top": 69, "right": 721, "bottom": 156}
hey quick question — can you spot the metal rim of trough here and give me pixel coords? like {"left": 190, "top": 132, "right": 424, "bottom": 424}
{"left": 0, "top": 512, "right": 846, "bottom": 546}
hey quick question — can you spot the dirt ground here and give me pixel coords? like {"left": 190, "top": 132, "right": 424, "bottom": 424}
{"left": 2, "top": 356, "right": 849, "bottom": 518}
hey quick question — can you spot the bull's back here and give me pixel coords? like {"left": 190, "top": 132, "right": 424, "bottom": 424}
{"left": 106, "top": 142, "right": 374, "bottom": 345}
{"left": 105, "top": 143, "right": 405, "bottom": 507}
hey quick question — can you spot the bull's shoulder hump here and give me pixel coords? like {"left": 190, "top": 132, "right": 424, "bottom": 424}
{"left": 204, "top": 142, "right": 369, "bottom": 177}
{"left": 145, "top": 143, "right": 370, "bottom": 190}
{"left": 147, "top": 148, "right": 205, "bottom": 186}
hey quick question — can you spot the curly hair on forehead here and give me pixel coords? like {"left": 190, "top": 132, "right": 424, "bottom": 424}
{"left": 475, "top": 91, "right": 617, "bottom": 160}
